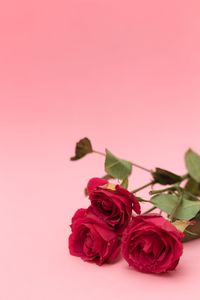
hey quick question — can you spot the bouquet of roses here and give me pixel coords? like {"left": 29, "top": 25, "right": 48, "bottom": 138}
{"left": 68, "top": 138, "right": 200, "bottom": 274}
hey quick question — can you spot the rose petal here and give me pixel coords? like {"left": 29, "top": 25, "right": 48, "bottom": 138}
{"left": 87, "top": 177, "right": 108, "bottom": 195}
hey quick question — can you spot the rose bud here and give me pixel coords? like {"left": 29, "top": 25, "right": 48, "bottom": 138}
{"left": 122, "top": 214, "right": 183, "bottom": 273}
{"left": 86, "top": 177, "right": 141, "bottom": 234}
{"left": 68, "top": 208, "right": 121, "bottom": 265}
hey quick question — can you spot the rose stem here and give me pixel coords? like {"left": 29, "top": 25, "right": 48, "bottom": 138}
{"left": 149, "top": 174, "right": 189, "bottom": 196}
{"left": 142, "top": 206, "right": 157, "bottom": 215}
{"left": 184, "top": 189, "right": 199, "bottom": 200}
{"left": 93, "top": 150, "right": 152, "bottom": 173}
{"left": 131, "top": 181, "right": 155, "bottom": 194}
{"left": 138, "top": 199, "right": 151, "bottom": 203}
{"left": 93, "top": 150, "right": 105, "bottom": 156}
{"left": 150, "top": 186, "right": 176, "bottom": 195}
{"left": 181, "top": 173, "right": 189, "bottom": 180}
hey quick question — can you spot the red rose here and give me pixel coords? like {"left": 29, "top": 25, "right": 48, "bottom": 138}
{"left": 69, "top": 208, "right": 121, "bottom": 265}
{"left": 122, "top": 214, "right": 183, "bottom": 273}
{"left": 87, "top": 178, "right": 141, "bottom": 234}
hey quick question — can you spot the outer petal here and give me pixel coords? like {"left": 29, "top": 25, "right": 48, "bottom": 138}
{"left": 69, "top": 208, "right": 121, "bottom": 265}
{"left": 87, "top": 177, "right": 108, "bottom": 195}
{"left": 137, "top": 214, "right": 184, "bottom": 239}
{"left": 116, "top": 186, "right": 141, "bottom": 214}
{"left": 71, "top": 208, "right": 87, "bottom": 225}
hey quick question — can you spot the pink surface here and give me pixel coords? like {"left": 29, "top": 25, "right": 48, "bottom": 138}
{"left": 1, "top": 1, "right": 200, "bottom": 299}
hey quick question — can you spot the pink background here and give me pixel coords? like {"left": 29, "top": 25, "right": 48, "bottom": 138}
{"left": 1, "top": 1, "right": 200, "bottom": 299}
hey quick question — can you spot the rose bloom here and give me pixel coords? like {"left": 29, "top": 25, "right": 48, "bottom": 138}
{"left": 69, "top": 208, "right": 121, "bottom": 265}
{"left": 87, "top": 177, "right": 141, "bottom": 234}
{"left": 122, "top": 214, "right": 184, "bottom": 273}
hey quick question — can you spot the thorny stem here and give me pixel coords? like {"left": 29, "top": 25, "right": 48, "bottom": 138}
{"left": 130, "top": 162, "right": 152, "bottom": 173}
{"left": 132, "top": 181, "right": 155, "bottom": 194}
{"left": 93, "top": 150, "right": 152, "bottom": 173}
{"left": 93, "top": 150, "right": 105, "bottom": 156}
{"left": 150, "top": 186, "right": 176, "bottom": 195}
{"left": 149, "top": 174, "right": 190, "bottom": 196}
{"left": 142, "top": 206, "right": 157, "bottom": 215}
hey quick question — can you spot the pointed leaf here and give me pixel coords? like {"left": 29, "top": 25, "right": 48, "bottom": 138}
{"left": 105, "top": 149, "right": 132, "bottom": 180}
{"left": 185, "top": 149, "right": 200, "bottom": 183}
{"left": 101, "top": 174, "right": 114, "bottom": 180}
{"left": 185, "top": 178, "right": 200, "bottom": 196}
{"left": 121, "top": 177, "right": 129, "bottom": 189}
{"left": 151, "top": 194, "right": 200, "bottom": 220}
{"left": 70, "top": 137, "right": 93, "bottom": 160}
{"left": 152, "top": 168, "right": 182, "bottom": 185}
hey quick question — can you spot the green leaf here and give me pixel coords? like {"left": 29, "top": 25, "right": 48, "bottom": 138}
{"left": 151, "top": 194, "right": 177, "bottom": 215}
{"left": 70, "top": 137, "right": 93, "bottom": 160}
{"left": 121, "top": 177, "right": 129, "bottom": 189}
{"left": 152, "top": 168, "right": 182, "bottom": 185}
{"left": 185, "top": 178, "right": 200, "bottom": 196}
{"left": 185, "top": 149, "right": 200, "bottom": 183}
{"left": 137, "top": 197, "right": 149, "bottom": 202}
{"left": 151, "top": 194, "right": 200, "bottom": 220}
{"left": 105, "top": 149, "right": 132, "bottom": 180}
{"left": 101, "top": 174, "right": 114, "bottom": 180}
